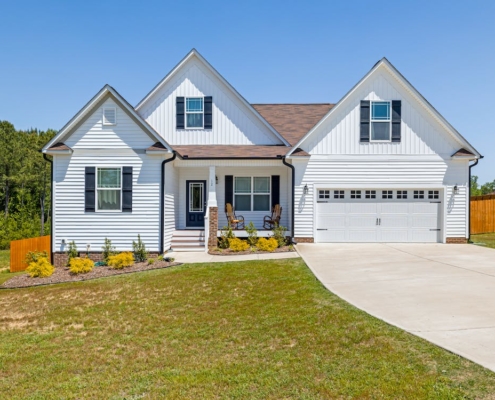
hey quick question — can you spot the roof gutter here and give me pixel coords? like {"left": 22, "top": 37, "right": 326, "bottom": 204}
{"left": 281, "top": 156, "right": 295, "bottom": 242}
{"left": 42, "top": 153, "right": 54, "bottom": 264}
{"left": 159, "top": 151, "right": 177, "bottom": 254}
{"left": 468, "top": 157, "right": 481, "bottom": 241}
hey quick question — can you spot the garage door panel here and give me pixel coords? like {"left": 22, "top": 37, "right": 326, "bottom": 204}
{"left": 315, "top": 189, "right": 441, "bottom": 243}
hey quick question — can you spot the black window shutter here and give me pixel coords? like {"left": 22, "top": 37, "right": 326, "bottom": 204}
{"left": 85, "top": 167, "right": 95, "bottom": 212}
{"left": 122, "top": 167, "right": 133, "bottom": 212}
{"left": 176, "top": 97, "right": 185, "bottom": 129}
{"left": 360, "top": 100, "right": 370, "bottom": 142}
{"left": 204, "top": 96, "right": 212, "bottom": 129}
{"left": 271, "top": 175, "right": 280, "bottom": 207}
{"left": 225, "top": 175, "right": 233, "bottom": 206}
{"left": 391, "top": 100, "right": 401, "bottom": 143}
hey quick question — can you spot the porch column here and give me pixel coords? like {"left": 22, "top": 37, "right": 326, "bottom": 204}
{"left": 207, "top": 166, "right": 218, "bottom": 248}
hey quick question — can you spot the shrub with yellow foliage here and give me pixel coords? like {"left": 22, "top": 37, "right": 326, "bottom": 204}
{"left": 228, "top": 238, "right": 250, "bottom": 252}
{"left": 69, "top": 257, "right": 94, "bottom": 274}
{"left": 256, "top": 237, "right": 278, "bottom": 252}
{"left": 26, "top": 257, "right": 54, "bottom": 278}
{"left": 107, "top": 252, "right": 134, "bottom": 269}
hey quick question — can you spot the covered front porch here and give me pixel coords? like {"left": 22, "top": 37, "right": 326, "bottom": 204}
{"left": 164, "top": 157, "right": 292, "bottom": 251}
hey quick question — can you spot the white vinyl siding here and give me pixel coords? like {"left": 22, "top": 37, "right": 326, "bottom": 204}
{"left": 137, "top": 57, "right": 284, "bottom": 145}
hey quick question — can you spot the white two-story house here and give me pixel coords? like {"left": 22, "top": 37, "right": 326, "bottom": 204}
{"left": 42, "top": 49, "right": 481, "bottom": 265}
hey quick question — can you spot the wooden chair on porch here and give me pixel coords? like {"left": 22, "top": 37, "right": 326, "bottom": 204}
{"left": 225, "top": 203, "right": 245, "bottom": 230}
{"left": 263, "top": 204, "right": 282, "bottom": 230}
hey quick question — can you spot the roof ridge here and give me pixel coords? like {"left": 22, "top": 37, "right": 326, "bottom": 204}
{"left": 252, "top": 103, "right": 335, "bottom": 106}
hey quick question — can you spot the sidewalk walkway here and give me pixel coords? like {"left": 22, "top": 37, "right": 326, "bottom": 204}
{"left": 166, "top": 250, "right": 299, "bottom": 264}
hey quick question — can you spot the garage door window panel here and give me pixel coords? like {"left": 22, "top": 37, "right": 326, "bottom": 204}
{"left": 397, "top": 190, "right": 408, "bottom": 199}
{"left": 365, "top": 190, "right": 376, "bottom": 199}
{"left": 334, "top": 190, "right": 345, "bottom": 199}
{"left": 382, "top": 190, "right": 393, "bottom": 199}
{"left": 319, "top": 190, "right": 330, "bottom": 199}
{"left": 414, "top": 190, "right": 425, "bottom": 199}
{"left": 428, "top": 190, "right": 439, "bottom": 199}
{"left": 351, "top": 190, "right": 361, "bottom": 199}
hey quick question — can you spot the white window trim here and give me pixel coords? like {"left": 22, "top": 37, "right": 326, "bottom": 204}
{"left": 369, "top": 100, "right": 391, "bottom": 143}
{"left": 185, "top": 97, "right": 204, "bottom": 129}
{"left": 96, "top": 167, "right": 122, "bottom": 212}
{"left": 234, "top": 176, "right": 271, "bottom": 212}
{"left": 102, "top": 107, "right": 117, "bottom": 126}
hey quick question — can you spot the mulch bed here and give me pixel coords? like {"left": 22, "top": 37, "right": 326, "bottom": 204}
{"left": 1, "top": 260, "right": 181, "bottom": 289}
{"left": 208, "top": 245, "right": 294, "bottom": 256}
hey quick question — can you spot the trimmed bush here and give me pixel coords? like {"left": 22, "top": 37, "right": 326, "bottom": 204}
{"left": 147, "top": 258, "right": 155, "bottom": 265}
{"left": 26, "top": 257, "right": 54, "bottom": 278}
{"left": 228, "top": 238, "right": 249, "bottom": 252}
{"left": 107, "top": 252, "right": 134, "bottom": 269}
{"left": 69, "top": 257, "right": 94, "bottom": 274}
{"left": 256, "top": 237, "right": 278, "bottom": 252}
{"left": 25, "top": 250, "right": 48, "bottom": 265}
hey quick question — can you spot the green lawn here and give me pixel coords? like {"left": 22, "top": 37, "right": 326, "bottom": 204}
{"left": 1, "top": 259, "right": 494, "bottom": 399}
{"left": 471, "top": 233, "right": 495, "bottom": 249}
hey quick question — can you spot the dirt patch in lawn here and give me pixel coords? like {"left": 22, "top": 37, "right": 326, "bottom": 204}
{"left": 1, "top": 260, "right": 181, "bottom": 289}
{"left": 209, "top": 245, "right": 294, "bottom": 256}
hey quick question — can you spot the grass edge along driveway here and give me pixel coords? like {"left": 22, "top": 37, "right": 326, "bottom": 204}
{"left": 1, "top": 258, "right": 494, "bottom": 399}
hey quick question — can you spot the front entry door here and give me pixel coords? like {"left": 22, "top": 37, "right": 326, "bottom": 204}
{"left": 186, "top": 180, "right": 207, "bottom": 228}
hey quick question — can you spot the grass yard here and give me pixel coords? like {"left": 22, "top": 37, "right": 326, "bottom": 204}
{"left": 1, "top": 259, "right": 495, "bottom": 399}
{"left": 471, "top": 233, "right": 495, "bottom": 249}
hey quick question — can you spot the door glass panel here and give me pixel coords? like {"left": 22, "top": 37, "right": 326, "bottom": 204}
{"left": 189, "top": 183, "right": 203, "bottom": 212}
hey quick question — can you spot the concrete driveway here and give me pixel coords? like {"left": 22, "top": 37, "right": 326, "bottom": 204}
{"left": 296, "top": 243, "right": 495, "bottom": 372}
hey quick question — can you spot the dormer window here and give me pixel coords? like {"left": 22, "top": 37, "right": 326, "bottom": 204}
{"left": 103, "top": 107, "right": 117, "bottom": 125}
{"left": 370, "top": 101, "right": 391, "bottom": 141}
{"left": 186, "top": 97, "right": 204, "bottom": 128}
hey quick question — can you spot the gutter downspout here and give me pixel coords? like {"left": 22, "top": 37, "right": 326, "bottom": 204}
{"left": 468, "top": 157, "right": 481, "bottom": 241}
{"left": 43, "top": 153, "right": 54, "bottom": 264}
{"left": 281, "top": 156, "right": 295, "bottom": 243}
{"left": 159, "top": 151, "right": 177, "bottom": 254}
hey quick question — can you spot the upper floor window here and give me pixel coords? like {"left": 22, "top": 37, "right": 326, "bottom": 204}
{"left": 186, "top": 97, "right": 204, "bottom": 128}
{"left": 371, "top": 101, "right": 391, "bottom": 141}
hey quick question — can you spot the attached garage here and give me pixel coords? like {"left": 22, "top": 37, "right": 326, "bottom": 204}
{"left": 315, "top": 189, "right": 442, "bottom": 243}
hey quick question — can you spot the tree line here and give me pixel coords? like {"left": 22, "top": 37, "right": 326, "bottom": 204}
{"left": 471, "top": 175, "right": 495, "bottom": 196}
{"left": 0, "top": 121, "right": 55, "bottom": 249}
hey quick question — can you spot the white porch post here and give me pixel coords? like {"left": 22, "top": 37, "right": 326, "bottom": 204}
{"left": 208, "top": 166, "right": 217, "bottom": 207}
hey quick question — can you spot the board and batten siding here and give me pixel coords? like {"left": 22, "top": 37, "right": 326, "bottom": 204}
{"left": 137, "top": 57, "right": 283, "bottom": 146}
{"left": 304, "top": 70, "right": 463, "bottom": 157}
{"left": 53, "top": 98, "right": 165, "bottom": 252}
{"left": 292, "top": 156, "right": 469, "bottom": 241}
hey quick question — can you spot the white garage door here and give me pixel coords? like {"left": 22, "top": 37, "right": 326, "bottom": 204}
{"left": 315, "top": 189, "right": 442, "bottom": 243}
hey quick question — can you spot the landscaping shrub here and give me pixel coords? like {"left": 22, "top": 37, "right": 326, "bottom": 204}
{"left": 69, "top": 257, "right": 94, "bottom": 274}
{"left": 219, "top": 226, "right": 235, "bottom": 249}
{"left": 132, "top": 234, "right": 148, "bottom": 262}
{"left": 66, "top": 241, "right": 78, "bottom": 266}
{"left": 228, "top": 238, "right": 249, "bottom": 252}
{"left": 26, "top": 257, "right": 54, "bottom": 278}
{"left": 147, "top": 258, "right": 155, "bottom": 265}
{"left": 245, "top": 222, "right": 258, "bottom": 246}
{"left": 107, "top": 252, "right": 134, "bottom": 269}
{"left": 24, "top": 250, "right": 48, "bottom": 265}
{"left": 102, "top": 237, "right": 116, "bottom": 263}
{"left": 256, "top": 237, "right": 278, "bottom": 252}
{"left": 271, "top": 225, "right": 287, "bottom": 247}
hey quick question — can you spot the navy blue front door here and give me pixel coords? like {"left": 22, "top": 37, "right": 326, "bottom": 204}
{"left": 186, "top": 180, "right": 206, "bottom": 227}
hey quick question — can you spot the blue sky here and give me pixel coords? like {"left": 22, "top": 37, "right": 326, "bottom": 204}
{"left": 1, "top": 0, "right": 494, "bottom": 182}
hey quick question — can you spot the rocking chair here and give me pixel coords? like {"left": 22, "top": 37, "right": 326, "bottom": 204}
{"left": 263, "top": 204, "right": 282, "bottom": 230}
{"left": 225, "top": 203, "right": 245, "bottom": 230}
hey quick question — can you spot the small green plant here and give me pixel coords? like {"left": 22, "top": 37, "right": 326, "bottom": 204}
{"left": 147, "top": 258, "right": 155, "bottom": 265}
{"left": 245, "top": 222, "right": 258, "bottom": 246}
{"left": 69, "top": 257, "right": 94, "bottom": 274}
{"left": 288, "top": 244, "right": 294, "bottom": 252}
{"left": 212, "top": 247, "right": 222, "bottom": 253}
{"left": 271, "top": 225, "right": 287, "bottom": 248}
{"left": 256, "top": 237, "right": 278, "bottom": 252}
{"left": 26, "top": 257, "right": 54, "bottom": 278}
{"left": 132, "top": 234, "right": 148, "bottom": 263}
{"left": 25, "top": 250, "right": 48, "bottom": 265}
{"left": 219, "top": 226, "right": 236, "bottom": 249}
{"left": 229, "top": 238, "right": 249, "bottom": 252}
{"left": 66, "top": 241, "right": 78, "bottom": 266}
{"left": 102, "top": 237, "right": 116, "bottom": 263}
{"left": 108, "top": 252, "right": 134, "bottom": 269}
{"left": 157, "top": 254, "right": 164, "bottom": 261}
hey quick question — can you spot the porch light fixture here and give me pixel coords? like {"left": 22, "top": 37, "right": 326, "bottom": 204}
{"left": 303, "top": 184, "right": 309, "bottom": 195}
{"left": 453, "top": 185, "right": 459, "bottom": 195}
{"left": 216, "top": 175, "right": 218, "bottom": 184}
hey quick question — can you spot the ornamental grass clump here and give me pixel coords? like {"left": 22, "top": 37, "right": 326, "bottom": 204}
{"left": 107, "top": 252, "right": 134, "bottom": 269}
{"left": 26, "top": 257, "right": 54, "bottom": 278}
{"left": 228, "top": 238, "right": 249, "bottom": 252}
{"left": 256, "top": 237, "right": 278, "bottom": 252}
{"left": 69, "top": 257, "right": 94, "bottom": 274}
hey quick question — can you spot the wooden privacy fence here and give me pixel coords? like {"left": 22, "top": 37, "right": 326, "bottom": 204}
{"left": 470, "top": 195, "right": 495, "bottom": 234}
{"left": 10, "top": 235, "right": 51, "bottom": 272}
